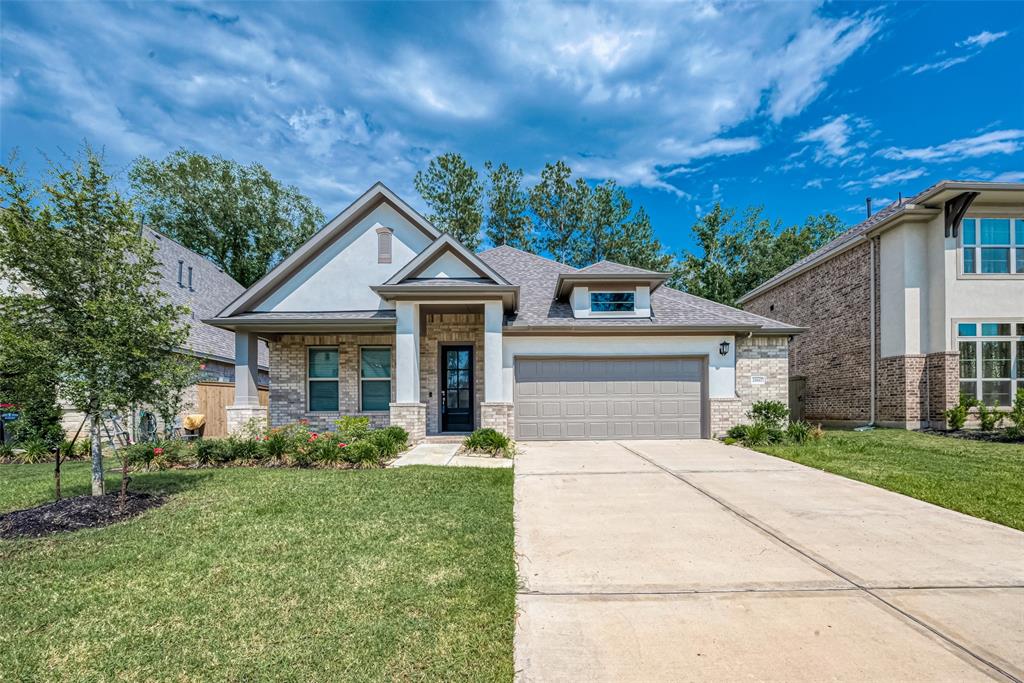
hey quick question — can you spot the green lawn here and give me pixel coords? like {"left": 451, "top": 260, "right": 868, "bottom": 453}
{"left": 0, "top": 462, "right": 515, "bottom": 682}
{"left": 756, "top": 429, "right": 1024, "bottom": 531}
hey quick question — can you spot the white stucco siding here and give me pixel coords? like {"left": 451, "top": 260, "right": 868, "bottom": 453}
{"left": 501, "top": 335, "right": 736, "bottom": 403}
{"left": 880, "top": 222, "right": 930, "bottom": 357}
{"left": 417, "top": 251, "right": 480, "bottom": 278}
{"left": 255, "top": 204, "right": 434, "bottom": 312}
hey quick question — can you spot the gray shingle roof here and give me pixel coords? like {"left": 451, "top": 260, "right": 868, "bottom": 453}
{"left": 478, "top": 245, "right": 798, "bottom": 332}
{"left": 146, "top": 229, "right": 269, "bottom": 367}
{"left": 575, "top": 260, "right": 667, "bottom": 275}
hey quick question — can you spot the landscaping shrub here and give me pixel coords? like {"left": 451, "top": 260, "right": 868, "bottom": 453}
{"left": 945, "top": 393, "right": 975, "bottom": 431}
{"left": 740, "top": 421, "right": 784, "bottom": 447}
{"left": 151, "top": 440, "right": 190, "bottom": 469}
{"left": 0, "top": 442, "right": 15, "bottom": 460}
{"left": 786, "top": 420, "right": 813, "bottom": 444}
{"left": 976, "top": 402, "right": 1004, "bottom": 432}
{"left": 335, "top": 416, "right": 371, "bottom": 443}
{"left": 725, "top": 424, "right": 749, "bottom": 441}
{"left": 340, "top": 439, "right": 381, "bottom": 468}
{"left": 260, "top": 424, "right": 309, "bottom": 460}
{"left": 193, "top": 438, "right": 232, "bottom": 466}
{"left": 227, "top": 436, "right": 261, "bottom": 462}
{"left": 747, "top": 400, "right": 789, "bottom": 430}
{"left": 463, "top": 428, "right": 513, "bottom": 457}
{"left": 1006, "top": 389, "right": 1024, "bottom": 440}
{"left": 16, "top": 439, "right": 52, "bottom": 464}
{"left": 366, "top": 429, "right": 406, "bottom": 459}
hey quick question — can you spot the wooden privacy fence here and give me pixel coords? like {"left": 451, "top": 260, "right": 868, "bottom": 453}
{"left": 196, "top": 382, "right": 270, "bottom": 437}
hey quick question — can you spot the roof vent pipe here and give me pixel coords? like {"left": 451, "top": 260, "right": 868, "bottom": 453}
{"left": 898, "top": 192, "right": 903, "bottom": 206}
{"left": 866, "top": 197, "right": 873, "bottom": 217}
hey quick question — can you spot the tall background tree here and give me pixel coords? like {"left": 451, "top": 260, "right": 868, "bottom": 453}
{"left": 414, "top": 153, "right": 484, "bottom": 250}
{"left": 130, "top": 149, "right": 325, "bottom": 287}
{"left": 483, "top": 161, "right": 533, "bottom": 251}
{"left": 1, "top": 148, "right": 190, "bottom": 496}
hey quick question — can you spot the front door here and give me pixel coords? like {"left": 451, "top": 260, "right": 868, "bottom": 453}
{"left": 441, "top": 345, "right": 474, "bottom": 432}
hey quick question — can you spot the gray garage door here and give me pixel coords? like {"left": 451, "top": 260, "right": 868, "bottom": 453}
{"left": 514, "top": 357, "right": 705, "bottom": 441}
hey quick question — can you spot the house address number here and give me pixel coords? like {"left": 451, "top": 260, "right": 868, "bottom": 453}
{"left": 750, "top": 375, "right": 767, "bottom": 385}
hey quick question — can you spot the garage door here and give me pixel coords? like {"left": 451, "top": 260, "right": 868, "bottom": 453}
{"left": 514, "top": 357, "right": 705, "bottom": 440}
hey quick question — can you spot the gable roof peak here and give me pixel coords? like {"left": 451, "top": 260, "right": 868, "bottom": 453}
{"left": 383, "top": 233, "right": 512, "bottom": 285}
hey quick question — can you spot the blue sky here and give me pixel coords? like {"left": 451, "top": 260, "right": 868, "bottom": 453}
{"left": 2, "top": 1, "right": 1021, "bottom": 255}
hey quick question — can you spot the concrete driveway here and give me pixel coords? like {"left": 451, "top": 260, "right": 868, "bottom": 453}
{"left": 514, "top": 439, "right": 1024, "bottom": 682}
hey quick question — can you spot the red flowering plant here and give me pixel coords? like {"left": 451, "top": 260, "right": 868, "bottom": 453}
{"left": 260, "top": 422, "right": 310, "bottom": 461}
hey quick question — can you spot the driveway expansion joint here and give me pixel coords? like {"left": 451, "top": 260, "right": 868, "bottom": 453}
{"left": 614, "top": 440, "right": 1022, "bottom": 683}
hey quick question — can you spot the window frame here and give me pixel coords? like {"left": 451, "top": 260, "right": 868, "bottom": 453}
{"left": 959, "top": 216, "right": 1024, "bottom": 278}
{"left": 307, "top": 346, "right": 340, "bottom": 413}
{"left": 590, "top": 291, "right": 636, "bottom": 314}
{"left": 955, "top": 320, "right": 1023, "bottom": 406}
{"left": 359, "top": 346, "right": 392, "bottom": 413}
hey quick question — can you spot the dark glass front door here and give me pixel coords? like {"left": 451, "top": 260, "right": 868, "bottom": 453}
{"left": 441, "top": 346, "right": 473, "bottom": 432}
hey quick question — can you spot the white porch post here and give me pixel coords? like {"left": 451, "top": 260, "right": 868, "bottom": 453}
{"left": 394, "top": 302, "right": 421, "bottom": 402}
{"left": 481, "top": 300, "right": 513, "bottom": 436}
{"left": 390, "top": 301, "right": 426, "bottom": 442}
{"left": 226, "top": 330, "right": 267, "bottom": 434}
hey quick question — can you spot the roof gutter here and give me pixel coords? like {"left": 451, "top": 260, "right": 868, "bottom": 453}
{"left": 500, "top": 323, "right": 804, "bottom": 336}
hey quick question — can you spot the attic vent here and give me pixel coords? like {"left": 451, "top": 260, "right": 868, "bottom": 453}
{"left": 376, "top": 227, "right": 394, "bottom": 264}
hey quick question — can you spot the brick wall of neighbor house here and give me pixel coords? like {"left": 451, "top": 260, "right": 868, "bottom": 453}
{"left": 268, "top": 333, "right": 395, "bottom": 432}
{"left": 709, "top": 335, "right": 790, "bottom": 435}
{"left": 420, "top": 313, "right": 485, "bottom": 434}
{"left": 743, "top": 242, "right": 873, "bottom": 423}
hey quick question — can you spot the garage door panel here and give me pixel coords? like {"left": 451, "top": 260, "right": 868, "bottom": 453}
{"left": 515, "top": 357, "right": 704, "bottom": 441}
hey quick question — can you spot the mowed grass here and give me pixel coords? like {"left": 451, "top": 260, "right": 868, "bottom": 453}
{"left": 0, "top": 462, "right": 515, "bottom": 682}
{"left": 756, "top": 429, "right": 1024, "bottom": 531}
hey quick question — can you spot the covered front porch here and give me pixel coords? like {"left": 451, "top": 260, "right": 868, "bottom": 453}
{"left": 226, "top": 300, "right": 510, "bottom": 442}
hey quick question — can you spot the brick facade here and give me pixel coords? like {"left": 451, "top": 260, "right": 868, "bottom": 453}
{"left": 927, "top": 352, "right": 960, "bottom": 428}
{"left": 419, "top": 313, "right": 485, "bottom": 434}
{"left": 744, "top": 242, "right": 874, "bottom": 424}
{"left": 480, "top": 401, "right": 514, "bottom": 435}
{"left": 876, "top": 354, "right": 927, "bottom": 428}
{"left": 268, "top": 333, "right": 396, "bottom": 432}
{"left": 389, "top": 402, "right": 426, "bottom": 443}
{"left": 709, "top": 335, "right": 790, "bottom": 436}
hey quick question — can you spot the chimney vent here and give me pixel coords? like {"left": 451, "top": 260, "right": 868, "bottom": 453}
{"left": 866, "top": 197, "right": 873, "bottom": 217}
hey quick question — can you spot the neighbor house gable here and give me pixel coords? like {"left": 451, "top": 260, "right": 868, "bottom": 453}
{"left": 218, "top": 183, "right": 439, "bottom": 317}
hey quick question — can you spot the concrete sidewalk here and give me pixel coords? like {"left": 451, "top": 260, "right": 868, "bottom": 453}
{"left": 515, "top": 439, "right": 1024, "bottom": 682}
{"left": 390, "top": 443, "right": 512, "bottom": 468}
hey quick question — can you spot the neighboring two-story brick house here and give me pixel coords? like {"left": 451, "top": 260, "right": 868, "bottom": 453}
{"left": 739, "top": 181, "right": 1024, "bottom": 429}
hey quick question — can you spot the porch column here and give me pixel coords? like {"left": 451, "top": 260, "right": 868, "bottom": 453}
{"left": 480, "top": 300, "right": 513, "bottom": 436}
{"left": 394, "top": 302, "right": 421, "bottom": 402}
{"left": 390, "top": 301, "right": 426, "bottom": 442}
{"left": 226, "top": 330, "right": 267, "bottom": 434}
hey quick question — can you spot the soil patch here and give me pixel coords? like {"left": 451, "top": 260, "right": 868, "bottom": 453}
{"left": 0, "top": 492, "right": 166, "bottom": 540}
{"left": 920, "top": 429, "right": 1023, "bottom": 444}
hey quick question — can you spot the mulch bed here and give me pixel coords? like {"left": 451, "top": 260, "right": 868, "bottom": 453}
{"left": 920, "top": 429, "right": 1024, "bottom": 444}
{"left": 0, "top": 491, "right": 165, "bottom": 540}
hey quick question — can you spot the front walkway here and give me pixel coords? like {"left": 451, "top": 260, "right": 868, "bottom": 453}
{"left": 390, "top": 443, "right": 512, "bottom": 468}
{"left": 515, "top": 439, "right": 1023, "bottom": 682}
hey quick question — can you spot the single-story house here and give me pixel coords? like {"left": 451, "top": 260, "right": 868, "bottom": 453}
{"left": 207, "top": 183, "right": 799, "bottom": 442}
{"left": 738, "top": 181, "right": 1024, "bottom": 429}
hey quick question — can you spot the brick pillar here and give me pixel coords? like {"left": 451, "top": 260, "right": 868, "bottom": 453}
{"left": 389, "top": 402, "right": 426, "bottom": 443}
{"left": 926, "top": 351, "right": 960, "bottom": 429}
{"left": 480, "top": 402, "right": 514, "bottom": 436}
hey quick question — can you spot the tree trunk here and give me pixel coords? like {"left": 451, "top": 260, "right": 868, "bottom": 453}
{"left": 90, "top": 414, "right": 104, "bottom": 496}
{"left": 118, "top": 457, "right": 130, "bottom": 512}
{"left": 54, "top": 451, "right": 62, "bottom": 500}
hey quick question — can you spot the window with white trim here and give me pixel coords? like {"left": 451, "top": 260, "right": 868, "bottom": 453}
{"left": 360, "top": 347, "right": 392, "bottom": 411}
{"left": 961, "top": 218, "right": 1024, "bottom": 275}
{"left": 957, "top": 322, "right": 1024, "bottom": 406}
{"left": 307, "top": 347, "right": 339, "bottom": 412}
{"left": 590, "top": 291, "right": 635, "bottom": 313}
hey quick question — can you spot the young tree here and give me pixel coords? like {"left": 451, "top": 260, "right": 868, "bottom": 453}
{"left": 130, "top": 149, "right": 324, "bottom": 287}
{"left": 414, "top": 153, "right": 484, "bottom": 250}
{"left": 483, "top": 161, "right": 533, "bottom": 250}
{"left": 0, "top": 148, "right": 190, "bottom": 496}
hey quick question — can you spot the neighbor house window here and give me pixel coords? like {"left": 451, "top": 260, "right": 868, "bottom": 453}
{"left": 961, "top": 218, "right": 1024, "bottom": 275}
{"left": 360, "top": 347, "right": 392, "bottom": 411}
{"left": 308, "top": 347, "right": 339, "bottom": 412}
{"left": 957, "top": 322, "right": 1023, "bottom": 406}
{"left": 590, "top": 291, "right": 635, "bottom": 313}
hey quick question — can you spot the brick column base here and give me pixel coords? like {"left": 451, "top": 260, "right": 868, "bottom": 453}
{"left": 389, "top": 402, "right": 426, "bottom": 443}
{"left": 226, "top": 405, "right": 268, "bottom": 435}
{"left": 480, "top": 402, "right": 514, "bottom": 436}
{"left": 709, "top": 398, "right": 743, "bottom": 438}
{"left": 926, "top": 351, "right": 960, "bottom": 429}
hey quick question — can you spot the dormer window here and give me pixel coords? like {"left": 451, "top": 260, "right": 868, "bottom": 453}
{"left": 377, "top": 227, "right": 393, "bottom": 264}
{"left": 591, "top": 291, "right": 635, "bottom": 313}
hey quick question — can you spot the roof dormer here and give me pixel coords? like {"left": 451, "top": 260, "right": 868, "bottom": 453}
{"left": 554, "top": 261, "right": 668, "bottom": 319}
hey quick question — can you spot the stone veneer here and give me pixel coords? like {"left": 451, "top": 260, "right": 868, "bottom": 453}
{"left": 926, "top": 351, "right": 960, "bottom": 428}
{"left": 268, "top": 333, "right": 396, "bottom": 432}
{"left": 419, "top": 313, "right": 485, "bottom": 434}
{"left": 480, "top": 401, "right": 514, "bottom": 435}
{"left": 226, "top": 404, "right": 268, "bottom": 434}
{"left": 709, "top": 335, "right": 790, "bottom": 436}
{"left": 389, "top": 402, "right": 426, "bottom": 443}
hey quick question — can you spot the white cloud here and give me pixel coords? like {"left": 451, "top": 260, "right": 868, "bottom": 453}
{"left": 287, "top": 106, "right": 372, "bottom": 157}
{"left": 797, "top": 114, "right": 868, "bottom": 164}
{"left": 877, "top": 130, "right": 1024, "bottom": 163}
{"left": 867, "top": 168, "right": 926, "bottom": 189}
{"left": 957, "top": 30, "right": 1008, "bottom": 48}
{"left": 991, "top": 171, "right": 1024, "bottom": 183}
{"left": 803, "top": 178, "right": 826, "bottom": 189}
{"left": 909, "top": 55, "right": 971, "bottom": 75}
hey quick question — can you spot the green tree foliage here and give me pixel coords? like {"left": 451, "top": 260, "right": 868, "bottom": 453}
{"left": 129, "top": 149, "right": 324, "bottom": 287}
{"left": 0, "top": 148, "right": 190, "bottom": 496}
{"left": 527, "top": 161, "right": 589, "bottom": 264}
{"left": 483, "top": 161, "right": 533, "bottom": 251}
{"left": 672, "top": 203, "right": 843, "bottom": 306}
{"left": 414, "top": 153, "right": 484, "bottom": 250}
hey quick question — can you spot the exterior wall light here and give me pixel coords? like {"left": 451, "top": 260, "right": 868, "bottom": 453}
{"left": 719, "top": 340, "right": 731, "bottom": 356}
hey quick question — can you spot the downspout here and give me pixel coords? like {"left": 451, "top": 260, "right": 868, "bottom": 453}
{"left": 868, "top": 236, "right": 877, "bottom": 425}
